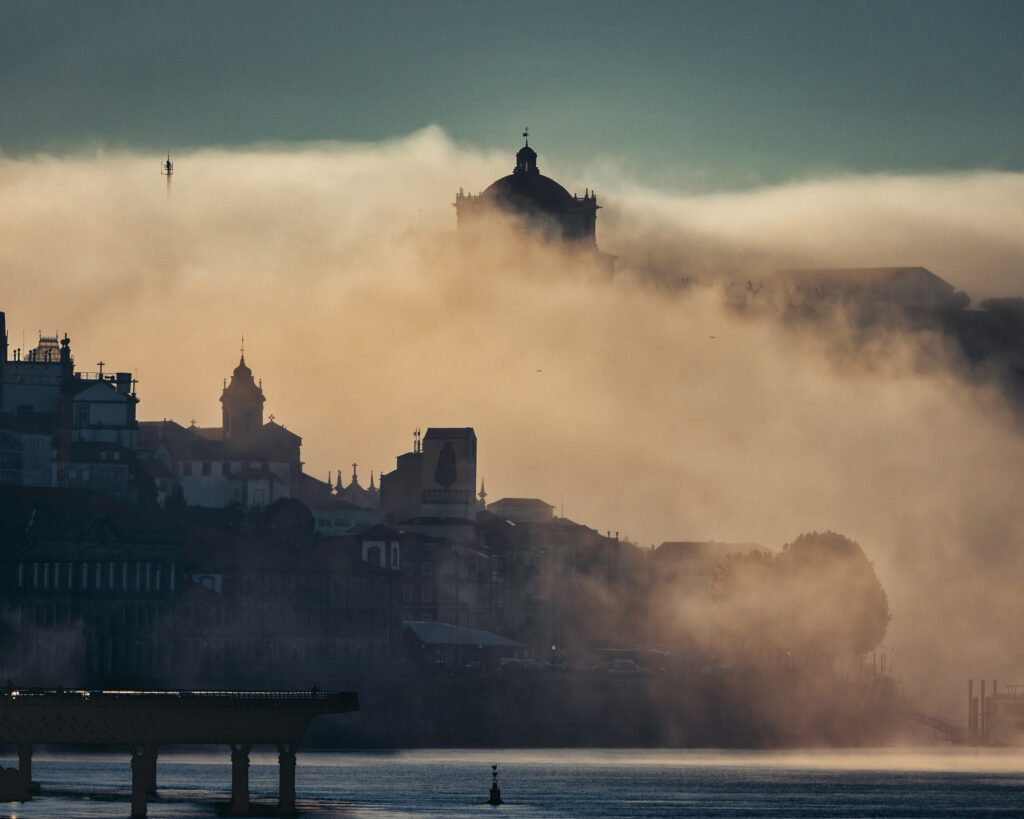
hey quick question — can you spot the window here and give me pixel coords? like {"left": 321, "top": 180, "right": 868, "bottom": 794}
{"left": 402, "top": 585, "right": 413, "bottom": 602}
{"left": 421, "top": 585, "right": 432, "bottom": 602}
{"left": 422, "top": 562, "right": 432, "bottom": 577}
{"left": 222, "top": 462, "right": 230, "bottom": 476}
{"left": 202, "top": 462, "right": 211, "bottom": 476}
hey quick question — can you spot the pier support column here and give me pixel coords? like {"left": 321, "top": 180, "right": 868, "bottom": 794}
{"left": 18, "top": 743, "right": 39, "bottom": 792}
{"left": 276, "top": 742, "right": 298, "bottom": 815}
{"left": 130, "top": 745, "right": 155, "bottom": 814}
{"left": 144, "top": 745, "right": 158, "bottom": 795}
{"left": 228, "top": 743, "right": 253, "bottom": 816}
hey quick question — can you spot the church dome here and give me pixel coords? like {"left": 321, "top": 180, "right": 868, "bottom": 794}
{"left": 480, "top": 138, "right": 576, "bottom": 215}
{"left": 481, "top": 172, "right": 576, "bottom": 214}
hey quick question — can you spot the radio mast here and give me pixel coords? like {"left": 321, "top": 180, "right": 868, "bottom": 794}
{"left": 161, "top": 152, "right": 174, "bottom": 197}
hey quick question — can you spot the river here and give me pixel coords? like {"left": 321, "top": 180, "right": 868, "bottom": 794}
{"left": 3, "top": 748, "right": 1024, "bottom": 817}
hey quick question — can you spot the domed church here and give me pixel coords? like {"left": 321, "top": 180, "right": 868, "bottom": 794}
{"left": 454, "top": 132, "right": 615, "bottom": 272}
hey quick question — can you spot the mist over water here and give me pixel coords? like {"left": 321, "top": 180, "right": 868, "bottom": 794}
{"left": 3, "top": 128, "right": 1024, "bottom": 711}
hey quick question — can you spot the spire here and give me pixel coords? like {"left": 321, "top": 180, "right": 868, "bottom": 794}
{"left": 335, "top": 470, "right": 343, "bottom": 493}
{"left": 351, "top": 462, "right": 360, "bottom": 488}
{"left": 478, "top": 478, "right": 488, "bottom": 510}
{"left": 369, "top": 470, "right": 376, "bottom": 490}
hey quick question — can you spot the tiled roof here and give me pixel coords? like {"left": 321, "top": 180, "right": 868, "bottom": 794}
{"left": 403, "top": 620, "right": 520, "bottom": 647}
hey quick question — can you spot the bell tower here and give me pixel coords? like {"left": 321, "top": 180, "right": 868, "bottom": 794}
{"left": 220, "top": 345, "right": 265, "bottom": 439}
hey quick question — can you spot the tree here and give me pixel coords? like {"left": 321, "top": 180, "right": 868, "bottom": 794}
{"left": 711, "top": 531, "right": 889, "bottom": 668}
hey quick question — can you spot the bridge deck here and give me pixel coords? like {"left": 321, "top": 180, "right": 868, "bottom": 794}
{"left": 0, "top": 689, "right": 359, "bottom": 745}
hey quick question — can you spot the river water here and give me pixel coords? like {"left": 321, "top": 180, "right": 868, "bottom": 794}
{"left": 3, "top": 748, "right": 1024, "bottom": 817}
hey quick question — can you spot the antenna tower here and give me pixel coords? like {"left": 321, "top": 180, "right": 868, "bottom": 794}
{"left": 161, "top": 152, "right": 174, "bottom": 196}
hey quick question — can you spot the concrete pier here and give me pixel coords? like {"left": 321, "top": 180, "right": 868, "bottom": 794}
{"left": 228, "top": 743, "right": 253, "bottom": 816}
{"left": 0, "top": 689, "right": 358, "bottom": 817}
{"left": 277, "top": 742, "right": 298, "bottom": 815}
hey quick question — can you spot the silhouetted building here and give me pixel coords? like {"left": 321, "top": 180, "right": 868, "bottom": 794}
{"left": 762, "top": 267, "right": 963, "bottom": 312}
{"left": 478, "top": 507, "right": 641, "bottom": 653}
{"left": 0, "top": 487, "right": 182, "bottom": 686}
{"left": 380, "top": 427, "right": 479, "bottom": 523}
{"left": 454, "top": 136, "right": 615, "bottom": 272}
{"left": 0, "top": 312, "right": 145, "bottom": 501}
{"left": 139, "top": 354, "right": 303, "bottom": 508}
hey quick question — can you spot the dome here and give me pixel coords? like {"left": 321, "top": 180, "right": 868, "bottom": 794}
{"left": 479, "top": 138, "right": 576, "bottom": 215}
{"left": 480, "top": 171, "right": 576, "bottom": 214}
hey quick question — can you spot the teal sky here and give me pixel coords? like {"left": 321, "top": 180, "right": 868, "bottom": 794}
{"left": 2, "top": 0, "right": 1023, "bottom": 191}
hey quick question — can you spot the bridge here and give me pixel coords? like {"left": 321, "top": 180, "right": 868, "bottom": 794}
{"left": 0, "top": 688, "right": 359, "bottom": 816}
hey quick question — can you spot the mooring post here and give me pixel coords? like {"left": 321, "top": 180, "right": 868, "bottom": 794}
{"left": 228, "top": 743, "right": 253, "bottom": 816}
{"left": 17, "top": 743, "right": 38, "bottom": 792}
{"left": 129, "top": 745, "right": 149, "bottom": 818}
{"left": 277, "top": 742, "right": 298, "bottom": 815}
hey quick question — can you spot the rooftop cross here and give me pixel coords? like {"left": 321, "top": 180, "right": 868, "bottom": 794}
{"left": 522, "top": 126, "right": 530, "bottom": 146}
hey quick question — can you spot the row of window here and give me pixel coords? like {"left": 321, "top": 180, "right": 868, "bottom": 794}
{"left": 17, "top": 602, "right": 161, "bottom": 630}
{"left": 402, "top": 585, "right": 434, "bottom": 603}
{"left": 16, "top": 561, "right": 174, "bottom": 594}
{"left": 179, "top": 460, "right": 277, "bottom": 476}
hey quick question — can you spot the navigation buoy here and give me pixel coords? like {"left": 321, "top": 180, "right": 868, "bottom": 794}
{"left": 488, "top": 764, "right": 503, "bottom": 806}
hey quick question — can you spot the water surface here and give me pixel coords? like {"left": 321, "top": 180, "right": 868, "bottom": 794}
{"left": 4, "top": 748, "right": 1024, "bottom": 817}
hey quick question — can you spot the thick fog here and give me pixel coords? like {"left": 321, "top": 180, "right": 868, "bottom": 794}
{"left": 2, "top": 127, "right": 1023, "bottom": 711}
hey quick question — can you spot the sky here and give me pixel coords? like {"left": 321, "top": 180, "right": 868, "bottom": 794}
{"left": 3, "top": 2, "right": 1024, "bottom": 701}
{"left": 3, "top": 1, "right": 1024, "bottom": 191}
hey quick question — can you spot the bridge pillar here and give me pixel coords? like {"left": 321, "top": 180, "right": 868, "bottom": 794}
{"left": 276, "top": 742, "right": 298, "bottom": 815}
{"left": 18, "top": 743, "right": 39, "bottom": 791}
{"left": 129, "top": 744, "right": 158, "bottom": 817}
{"left": 228, "top": 743, "right": 253, "bottom": 816}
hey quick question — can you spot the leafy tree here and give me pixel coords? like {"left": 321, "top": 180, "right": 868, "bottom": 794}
{"left": 711, "top": 531, "right": 889, "bottom": 668}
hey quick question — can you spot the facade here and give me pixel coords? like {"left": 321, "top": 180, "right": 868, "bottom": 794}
{"left": 0, "top": 487, "right": 181, "bottom": 686}
{"left": 379, "top": 427, "right": 479, "bottom": 523}
{"left": 0, "top": 313, "right": 145, "bottom": 501}
{"left": 478, "top": 507, "right": 641, "bottom": 653}
{"left": 138, "top": 355, "right": 303, "bottom": 508}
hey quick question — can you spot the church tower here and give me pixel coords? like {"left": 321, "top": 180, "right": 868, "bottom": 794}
{"left": 220, "top": 353, "right": 265, "bottom": 439}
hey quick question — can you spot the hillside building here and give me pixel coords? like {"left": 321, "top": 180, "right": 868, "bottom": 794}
{"left": 0, "top": 312, "right": 145, "bottom": 501}
{"left": 454, "top": 136, "right": 615, "bottom": 273}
